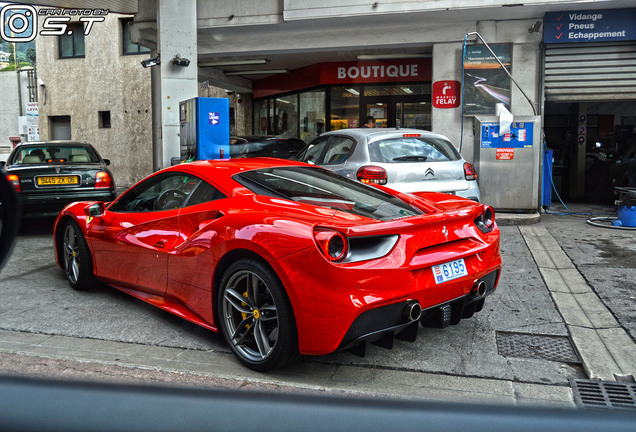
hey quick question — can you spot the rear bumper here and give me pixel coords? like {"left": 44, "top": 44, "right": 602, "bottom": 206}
{"left": 275, "top": 233, "right": 501, "bottom": 356}
{"left": 19, "top": 190, "right": 116, "bottom": 218}
{"left": 337, "top": 269, "right": 499, "bottom": 355}
{"left": 389, "top": 180, "right": 482, "bottom": 202}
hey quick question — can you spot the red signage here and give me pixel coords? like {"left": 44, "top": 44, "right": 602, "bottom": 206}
{"left": 254, "top": 59, "right": 432, "bottom": 98}
{"left": 433, "top": 80, "right": 460, "bottom": 108}
{"left": 320, "top": 59, "right": 431, "bottom": 85}
{"left": 496, "top": 148, "right": 515, "bottom": 160}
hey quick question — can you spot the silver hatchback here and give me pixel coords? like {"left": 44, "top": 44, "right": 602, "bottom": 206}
{"left": 297, "top": 128, "right": 481, "bottom": 201}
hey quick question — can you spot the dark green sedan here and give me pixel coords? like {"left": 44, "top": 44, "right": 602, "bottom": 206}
{"left": 2, "top": 141, "right": 116, "bottom": 218}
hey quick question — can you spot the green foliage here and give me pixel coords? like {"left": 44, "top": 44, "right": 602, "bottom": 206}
{"left": 1, "top": 62, "right": 31, "bottom": 72}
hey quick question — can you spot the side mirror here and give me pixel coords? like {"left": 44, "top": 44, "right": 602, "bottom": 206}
{"left": 103, "top": 159, "right": 111, "bottom": 166}
{"left": 0, "top": 161, "right": 5, "bottom": 170}
{"left": 85, "top": 202, "right": 105, "bottom": 218}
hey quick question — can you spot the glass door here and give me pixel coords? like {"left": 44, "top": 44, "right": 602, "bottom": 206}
{"left": 362, "top": 84, "right": 431, "bottom": 130}
{"left": 365, "top": 100, "right": 393, "bottom": 128}
{"left": 397, "top": 102, "right": 431, "bottom": 130}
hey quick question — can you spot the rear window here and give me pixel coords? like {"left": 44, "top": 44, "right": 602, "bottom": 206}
{"left": 11, "top": 145, "right": 100, "bottom": 165}
{"left": 234, "top": 166, "right": 422, "bottom": 221}
{"left": 368, "top": 137, "right": 460, "bottom": 163}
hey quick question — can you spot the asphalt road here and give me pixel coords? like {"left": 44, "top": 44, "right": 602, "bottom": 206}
{"left": 0, "top": 202, "right": 634, "bottom": 406}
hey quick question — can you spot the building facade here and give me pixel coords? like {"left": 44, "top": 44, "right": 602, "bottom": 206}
{"left": 30, "top": 0, "right": 636, "bottom": 204}
{"left": 35, "top": 12, "right": 155, "bottom": 187}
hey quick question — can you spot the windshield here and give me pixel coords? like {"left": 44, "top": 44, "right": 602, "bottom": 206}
{"left": 234, "top": 166, "right": 422, "bottom": 221}
{"left": 10, "top": 145, "right": 100, "bottom": 165}
{"left": 368, "top": 137, "right": 460, "bottom": 163}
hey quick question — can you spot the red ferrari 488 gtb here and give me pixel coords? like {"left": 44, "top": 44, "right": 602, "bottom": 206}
{"left": 54, "top": 158, "right": 501, "bottom": 371}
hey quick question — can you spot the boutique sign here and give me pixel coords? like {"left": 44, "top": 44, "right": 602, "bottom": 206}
{"left": 321, "top": 59, "right": 431, "bottom": 84}
{"left": 253, "top": 58, "right": 432, "bottom": 98}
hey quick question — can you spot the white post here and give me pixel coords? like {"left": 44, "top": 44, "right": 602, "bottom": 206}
{"left": 156, "top": 0, "right": 198, "bottom": 169}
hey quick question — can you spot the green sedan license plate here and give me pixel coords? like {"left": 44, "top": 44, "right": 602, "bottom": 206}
{"left": 36, "top": 175, "right": 80, "bottom": 186}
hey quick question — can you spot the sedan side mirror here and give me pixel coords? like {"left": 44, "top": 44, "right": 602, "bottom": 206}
{"left": 85, "top": 202, "right": 105, "bottom": 218}
{"left": 103, "top": 159, "right": 111, "bottom": 166}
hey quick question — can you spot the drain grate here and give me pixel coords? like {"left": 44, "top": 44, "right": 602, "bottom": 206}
{"left": 496, "top": 331, "right": 581, "bottom": 364}
{"left": 572, "top": 379, "right": 636, "bottom": 411}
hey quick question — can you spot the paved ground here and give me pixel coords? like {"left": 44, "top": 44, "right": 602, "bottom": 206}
{"left": 0, "top": 202, "right": 634, "bottom": 406}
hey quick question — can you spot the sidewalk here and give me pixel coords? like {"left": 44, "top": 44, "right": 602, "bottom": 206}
{"left": 499, "top": 202, "right": 636, "bottom": 382}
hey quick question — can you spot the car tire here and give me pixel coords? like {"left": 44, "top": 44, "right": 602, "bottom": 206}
{"left": 218, "top": 258, "right": 298, "bottom": 371}
{"left": 60, "top": 220, "right": 95, "bottom": 291}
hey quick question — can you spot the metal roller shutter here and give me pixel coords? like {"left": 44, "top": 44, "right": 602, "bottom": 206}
{"left": 544, "top": 41, "right": 636, "bottom": 101}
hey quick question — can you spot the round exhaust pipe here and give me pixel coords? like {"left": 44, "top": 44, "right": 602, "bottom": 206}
{"left": 403, "top": 302, "right": 422, "bottom": 322}
{"left": 471, "top": 280, "right": 487, "bottom": 298}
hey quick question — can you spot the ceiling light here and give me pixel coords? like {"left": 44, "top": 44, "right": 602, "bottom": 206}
{"left": 199, "top": 59, "right": 268, "bottom": 67}
{"left": 402, "top": 87, "right": 413, "bottom": 94}
{"left": 346, "top": 88, "right": 360, "bottom": 95}
{"left": 225, "top": 69, "right": 288, "bottom": 76}
{"left": 356, "top": 54, "right": 431, "bottom": 60}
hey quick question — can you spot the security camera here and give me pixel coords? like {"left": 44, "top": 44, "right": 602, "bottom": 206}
{"left": 173, "top": 55, "right": 190, "bottom": 67}
{"left": 528, "top": 20, "right": 542, "bottom": 34}
{"left": 141, "top": 57, "right": 160, "bottom": 68}
{"left": 237, "top": 93, "right": 242, "bottom": 104}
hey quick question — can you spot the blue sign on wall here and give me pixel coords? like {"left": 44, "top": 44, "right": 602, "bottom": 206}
{"left": 544, "top": 8, "right": 636, "bottom": 44}
{"left": 196, "top": 98, "right": 229, "bottom": 160}
{"left": 481, "top": 122, "right": 534, "bottom": 149}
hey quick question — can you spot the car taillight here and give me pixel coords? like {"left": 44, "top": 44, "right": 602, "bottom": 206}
{"left": 464, "top": 162, "right": 477, "bottom": 181}
{"left": 356, "top": 165, "right": 387, "bottom": 185}
{"left": 483, "top": 206, "right": 494, "bottom": 228}
{"left": 314, "top": 228, "right": 348, "bottom": 262}
{"left": 475, "top": 206, "right": 495, "bottom": 233}
{"left": 6, "top": 174, "right": 20, "bottom": 192}
{"left": 95, "top": 171, "right": 113, "bottom": 189}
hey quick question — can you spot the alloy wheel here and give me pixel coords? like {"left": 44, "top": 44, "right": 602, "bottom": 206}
{"left": 63, "top": 224, "right": 80, "bottom": 285}
{"left": 221, "top": 269, "right": 279, "bottom": 362}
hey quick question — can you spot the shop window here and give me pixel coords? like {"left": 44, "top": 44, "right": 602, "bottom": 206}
{"left": 59, "top": 23, "right": 85, "bottom": 59}
{"left": 363, "top": 84, "right": 431, "bottom": 97}
{"left": 254, "top": 99, "right": 270, "bottom": 135}
{"left": 98, "top": 111, "right": 111, "bottom": 129}
{"left": 121, "top": 18, "right": 150, "bottom": 55}
{"left": 300, "top": 90, "right": 325, "bottom": 143}
{"left": 275, "top": 95, "right": 298, "bottom": 137}
{"left": 330, "top": 87, "right": 360, "bottom": 130}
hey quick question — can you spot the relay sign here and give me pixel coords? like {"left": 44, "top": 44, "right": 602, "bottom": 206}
{"left": 480, "top": 122, "right": 534, "bottom": 149}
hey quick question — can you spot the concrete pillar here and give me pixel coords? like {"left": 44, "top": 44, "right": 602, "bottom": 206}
{"left": 432, "top": 42, "right": 470, "bottom": 160}
{"left": 156, "top": 0, "right": 198, "bottom": 169}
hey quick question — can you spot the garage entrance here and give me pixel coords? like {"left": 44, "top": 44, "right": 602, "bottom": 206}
{"left": 543, "top": 41, "right": 636, "bottom": 203}
{"left": 544, "top": 102, "right": 636, "bottom": 203}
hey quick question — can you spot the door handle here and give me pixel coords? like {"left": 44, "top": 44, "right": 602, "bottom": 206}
{"left": 154, "top": 240, "right": 167, "bottom": 248}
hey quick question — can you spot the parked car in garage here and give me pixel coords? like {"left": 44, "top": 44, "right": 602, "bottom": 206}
{"left": 230, "top": 135, "right": 306, "bottom": 159}
{"left": 296, "top": 129, "right": 481, "bottom": 201}
{"left": 611, "top": 137, "right": 636, "bottom": 189}
{"left": 2, "top": 141, "right": 116, "bottom": 218}
{"left": 53, "top": 158, "right": 500, "bottom": 371}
